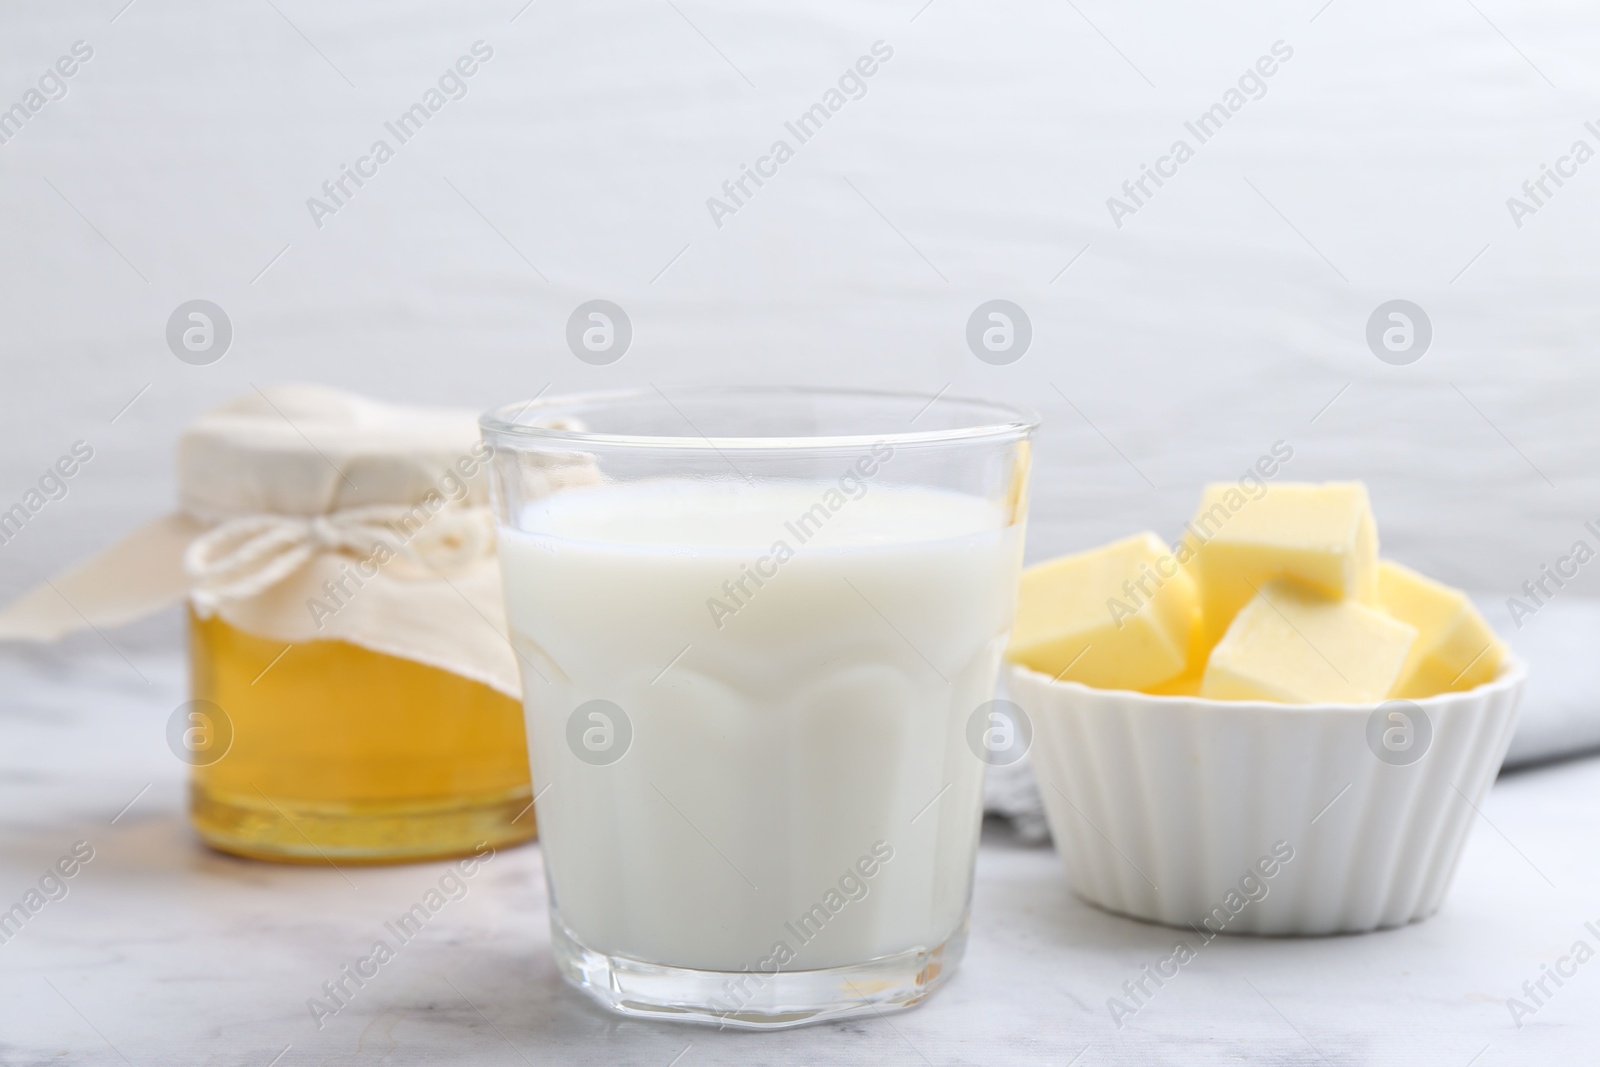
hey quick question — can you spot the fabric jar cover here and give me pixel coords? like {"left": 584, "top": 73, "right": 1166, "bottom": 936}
{"left": 0, "top": 385, "right": 577, "bottom": 698}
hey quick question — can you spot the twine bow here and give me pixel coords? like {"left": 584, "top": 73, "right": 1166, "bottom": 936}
{"left": 183, "top": 503, "right": 494, "bottom": 613}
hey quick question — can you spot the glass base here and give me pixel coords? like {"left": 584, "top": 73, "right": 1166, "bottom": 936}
{"left": 190, "top": 783, "right": 536, "bottom": 864}
{"left": 550, "top": 910, "right": 967, "bottom": 1030}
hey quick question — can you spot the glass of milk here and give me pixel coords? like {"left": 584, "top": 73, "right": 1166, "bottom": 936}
{"left": 482, "top": 387, "right": 1036, "bottom": 1029}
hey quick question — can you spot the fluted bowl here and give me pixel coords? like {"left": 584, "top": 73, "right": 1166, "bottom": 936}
{"left": 1008, "top": 658, "right": 1527, "bottom": 935}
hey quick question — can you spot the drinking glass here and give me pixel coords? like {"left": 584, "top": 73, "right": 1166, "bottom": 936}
{"left": 481, "top": 387, "right": 1036, "bottom": 1028}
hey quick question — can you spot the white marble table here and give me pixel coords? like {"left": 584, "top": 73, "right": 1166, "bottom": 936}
{"left": 2, "top": 641, "right": 1597, "bottom": 1066}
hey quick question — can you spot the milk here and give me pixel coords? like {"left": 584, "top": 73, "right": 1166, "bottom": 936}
{"left": 498, "top": 480, "right": 1022, "bottom": 972}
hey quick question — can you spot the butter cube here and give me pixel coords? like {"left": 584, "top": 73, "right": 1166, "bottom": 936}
{"left": 1378, "top": 560, "right": 1505, "bottom": 697}
{"left": 1201, "top": 579, "right": 1416, "bottom": 703}
{"left": 1142, "top": 671, "right": 1203, "bottom": 697}
{"left": 1186, "top": 481, "right": 1379, "bottom": 653}
{"left": 1008, "top": 532, "right": 1198, "bottom": 690}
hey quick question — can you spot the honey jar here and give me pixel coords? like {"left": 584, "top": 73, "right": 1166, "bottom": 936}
{"left": 0, "top": 386, "right": 536, "bottom": 863}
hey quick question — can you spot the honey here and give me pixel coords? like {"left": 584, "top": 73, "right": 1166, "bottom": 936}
{"left": 188, "top": 611, "right": 535, "bottom": 863}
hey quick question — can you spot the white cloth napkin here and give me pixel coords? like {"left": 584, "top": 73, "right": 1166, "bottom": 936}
{"left": 1483, "top": 594, "right": 1600, "bottom": 767}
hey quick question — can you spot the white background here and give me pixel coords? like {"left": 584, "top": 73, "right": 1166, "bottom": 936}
{"left": 2, "top": 0, "right": 1597, "bottom": 631}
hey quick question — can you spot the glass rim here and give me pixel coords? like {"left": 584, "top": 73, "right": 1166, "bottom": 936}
{"left": 479, "top": 386, "right": 1041, "bottom": 451}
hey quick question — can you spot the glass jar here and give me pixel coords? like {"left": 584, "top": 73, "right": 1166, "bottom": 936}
{"left": 483, "top": 386, "right": 1036, "bottom": 1028}
{"left": 0, "top": 386, "right": 539, "bottom": 864}
{"left": 171, "top": 388, "right": 539, "bottom": 863}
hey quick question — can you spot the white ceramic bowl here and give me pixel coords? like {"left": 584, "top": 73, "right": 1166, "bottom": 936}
{"left": 1009, "top": 658, "right": 1527, "bottom": 935}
